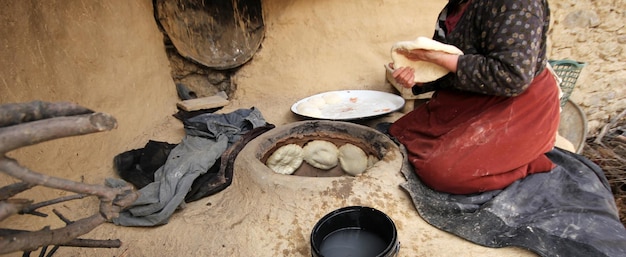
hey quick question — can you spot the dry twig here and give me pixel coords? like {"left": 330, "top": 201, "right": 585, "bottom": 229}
{"left": 594, "top": 109, "right": 626, "bottom": 145}
{"left": 20, "top": 194, "right": 87, "bottom": 217}
{"left": 0, "top": 101, "right": 138, "bottom": 255}
{"left": 584, "top": 111, "right": 626, "bottom": 227}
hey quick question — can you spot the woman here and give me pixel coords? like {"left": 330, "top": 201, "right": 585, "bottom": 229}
{"left": 389, "top": 0, "right": 560, "bottom": 194}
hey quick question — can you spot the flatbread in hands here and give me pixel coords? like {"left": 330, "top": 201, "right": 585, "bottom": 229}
{"left": 390, "top": 36, "right": 463, "bottom": 83}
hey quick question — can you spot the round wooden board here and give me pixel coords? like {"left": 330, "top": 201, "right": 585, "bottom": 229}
{"left": 156, "top": 0, "right": 264, "bottom": 70}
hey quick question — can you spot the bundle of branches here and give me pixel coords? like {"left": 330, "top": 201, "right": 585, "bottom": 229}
{"left": 583, "top": 109, "right": 626, "bottom": 226}
{"left": 0, "top": 101, "right": 138, "bottom": 255}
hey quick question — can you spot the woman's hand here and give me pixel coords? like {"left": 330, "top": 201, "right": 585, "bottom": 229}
{"left": 396, "top": 48, "right": 433, "bottom": 62}
{"left": 389, "top": 63, "right": 417, "bottom": 89}
{"left": 395, "top": 48, "right": 459, "bottom": 73}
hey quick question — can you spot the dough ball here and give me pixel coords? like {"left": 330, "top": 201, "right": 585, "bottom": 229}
{"left": 390, "top": 36, "right": 463, "bottom": 83}
{"left": 266, "top": 144, "right": 304, "bottom": 175}
{"left": 307, "top": 96, "right": 326, "bottom": 108}
{"left": 338, "top": 143, "right": 369, "bottom": 176}
{"left": 303, "top": 140, "right": 339, "bottom": 170}
{"left": 322, "top": 92, "right": 342, "bottom": 105}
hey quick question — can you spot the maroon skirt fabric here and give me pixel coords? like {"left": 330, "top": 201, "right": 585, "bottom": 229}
{"left": 390, "top": 69, "right": 561, "bottom": 194}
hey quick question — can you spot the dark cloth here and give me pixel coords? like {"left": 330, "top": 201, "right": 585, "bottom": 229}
{"left": 114, "top": 140, "right": 178, "bottom": 190}
{"left": 111, "top": 108, "right": 268, "bottom": 227}
{"left": 113, "top": 140, "right": 223, "bottom": 202}
{"left": 400, "top": 146, "right": 626, "bottom": 257}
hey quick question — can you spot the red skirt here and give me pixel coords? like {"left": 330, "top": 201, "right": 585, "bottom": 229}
{"left": 390, "top": 69, "right": 561, "bottom": 194}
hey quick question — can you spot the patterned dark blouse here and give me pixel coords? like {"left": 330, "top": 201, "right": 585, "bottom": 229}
{"left": 418, "top": 0, "right": 550, "bottom": 97}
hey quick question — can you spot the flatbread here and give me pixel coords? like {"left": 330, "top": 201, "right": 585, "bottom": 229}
{"left": 296, "top": 102, "right": 322, "bottom": 118}
{"left": 390, "top": 36, "right": 463, "bottom": 83}
{"left": 338, "top": 143, "right": 368, "bottom": 176}
{"left": 266, "top": 144, "right": 304, "bottom": 175}
{"left": 322, "top": 92, "right": 342, "bottom": 105}
{"left": 303, "top": 140, "right": 339, "bottom": 170}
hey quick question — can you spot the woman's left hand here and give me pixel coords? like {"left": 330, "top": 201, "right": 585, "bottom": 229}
{"left": 396, "top": 48, "right": 459, "bottom": 73}
{"left": 396, "top": 48, "right": 434, "bottom": 62}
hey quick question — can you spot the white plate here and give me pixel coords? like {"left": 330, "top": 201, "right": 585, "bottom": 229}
{"left": 291, "top": 90, "right": 405, "bottom": 120}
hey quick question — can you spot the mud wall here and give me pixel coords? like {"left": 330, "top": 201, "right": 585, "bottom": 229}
{"left": 0, "top": 0, "right": 178, "bottom": 187}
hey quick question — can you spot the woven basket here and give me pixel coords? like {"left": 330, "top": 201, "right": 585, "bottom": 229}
{"left": 548, "top": 59, "right": 586, "bottom": 107}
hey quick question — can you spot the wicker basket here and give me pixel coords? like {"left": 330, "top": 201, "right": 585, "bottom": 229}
{"left": 548, "top": 59, "right": 586, "bottom": 107}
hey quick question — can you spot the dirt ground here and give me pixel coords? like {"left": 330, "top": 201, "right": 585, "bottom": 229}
{"left": 0, "top": 0, "right": 620, "bottom": 256}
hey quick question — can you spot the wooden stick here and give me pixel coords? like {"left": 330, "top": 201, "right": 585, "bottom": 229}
{"left": 52, "top": 209, "right": 73, "bottom": 225}
{"left": 0, "top": 101, "right": 93, "bottom": 128}
{"left": 44, "top": 246, "right": 59, "bottom": 257}
{"left": 20, "top": 194, "right": 87, "bottom": 216}
{"left": 56, "top": 238, "right": 122, "bottom": 248}
{"left": 0, "top": 182, "right": 35, "bottom": 201}
{"left": 0, "top": 157, "right": 121, "bottom": 202}
{"left": 0, "top": 227, "right": 121, "bottom": 253}
{"left": 0, "top": 113, "right": 117, "bottom": 154}
{"left": 0, "top": 213, "right": 106, "bottom": 254}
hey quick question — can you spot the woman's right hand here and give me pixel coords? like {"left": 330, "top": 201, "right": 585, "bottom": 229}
{"left": 390, "top": 63, "right": 416, "bottom": 89}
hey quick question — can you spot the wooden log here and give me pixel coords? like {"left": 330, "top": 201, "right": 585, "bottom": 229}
{"left": 0, "top": 182, "right": 35, "bottom": 201}
{"left": 0, "top": 101, "right": 93, "bottom": 128}
{"left": 0, "top": 229, "right": 121, "bottom": 249}
{"left": 0, "top": 113, "right": 117, "bottom": 154}
{"left": 0, "top": 214, "right": 106, "bottom": 254}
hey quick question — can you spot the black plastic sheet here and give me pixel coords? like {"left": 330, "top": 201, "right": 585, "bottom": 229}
{"left": 400, "top": 147, "right": 626, "bottom": 257}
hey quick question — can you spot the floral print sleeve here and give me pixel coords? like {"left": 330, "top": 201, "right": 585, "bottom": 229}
{"left": 433, "top": 0, "right": 550, "bottom": 97}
